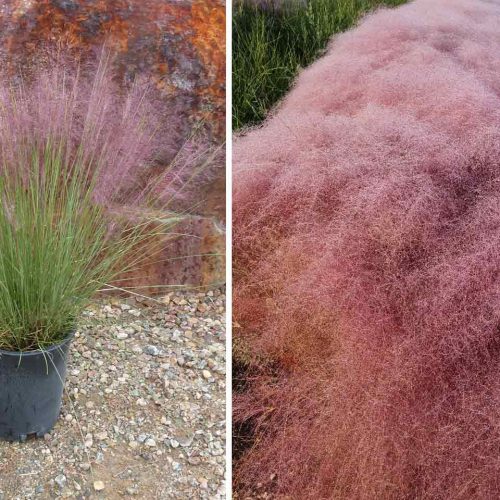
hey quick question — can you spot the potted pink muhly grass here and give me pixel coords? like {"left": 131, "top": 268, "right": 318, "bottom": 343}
{"left": 0, "top": 51, "right": 214, "bottom": 441}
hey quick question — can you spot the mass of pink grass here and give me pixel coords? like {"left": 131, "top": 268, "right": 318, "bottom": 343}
{"left": 233, "top": 0, "right": 500, "bottom": 497}
{"left": 0, "top": 48, "right": 212, "bottom": 211}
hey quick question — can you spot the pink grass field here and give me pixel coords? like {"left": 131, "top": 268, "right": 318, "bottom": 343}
{"left": 232, "top": 0, "right": 500, "bottom": 497}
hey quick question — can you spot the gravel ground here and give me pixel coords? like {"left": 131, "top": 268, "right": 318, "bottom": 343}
{"left": 0, "top": 287, "right": 226, "bottom": 500}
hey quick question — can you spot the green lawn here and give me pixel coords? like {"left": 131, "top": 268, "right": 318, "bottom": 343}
{"left": 233, "top": 0, "right": 408, "bottom": 129}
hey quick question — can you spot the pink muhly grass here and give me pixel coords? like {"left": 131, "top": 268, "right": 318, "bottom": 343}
{"left": 0, "top": 48, "right": 216, "bottom": 351}
{"left": 233, "top": 0, "right": 500, "bottom": 498}
{"left": 0, "top": 48, "right": 197, "bottom": 209}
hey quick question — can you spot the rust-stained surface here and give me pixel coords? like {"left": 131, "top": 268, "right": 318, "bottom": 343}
{"left": 0, "top": 0, "right": 226, "bottom": 290}
{"left": 0, "top": 0, "right": 225, "bottom": 139}
{"left": 111, "top": 215, "right": 226, "bottom": 294}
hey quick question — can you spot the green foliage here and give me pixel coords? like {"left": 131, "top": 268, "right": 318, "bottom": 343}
{"left": 0, "top": 141, "right": 176, "bottom": 352}
{"left": 232, "top": 0, "right": 408, "bottom": 128}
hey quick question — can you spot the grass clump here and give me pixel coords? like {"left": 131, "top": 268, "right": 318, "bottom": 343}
{"left": 0, "top": 51, "right": 207, "bottom": 352}
{"left": 0, "top": 143, "right": 143, "bottom": 351}
{"left": 232, "top": 0, "right": 408, "bottom": 128}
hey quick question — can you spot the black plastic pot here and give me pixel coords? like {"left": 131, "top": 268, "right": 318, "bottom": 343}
{"left": 0, "top": 332, "right": 74, "bottom": 442}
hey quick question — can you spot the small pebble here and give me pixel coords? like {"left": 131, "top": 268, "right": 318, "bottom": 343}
{"left": 55, "top": 474, "right": 67, "bottom": 489}
{"left": 144, "top": 345, "right": 160, "bottom": 356}
{"left": 93, "top": 480, "right": 105, "bottom": 491}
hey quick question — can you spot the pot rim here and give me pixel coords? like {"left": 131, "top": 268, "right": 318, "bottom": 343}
{"left": 0, "top": 329, "right": 75, "bottom": 357}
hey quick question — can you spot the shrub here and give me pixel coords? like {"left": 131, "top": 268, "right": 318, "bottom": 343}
{"left": 0, "top": 49, "right": 211, "bottom": 351}
{"left": 233, "top": 0, "right": 500, "bottom": 497}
